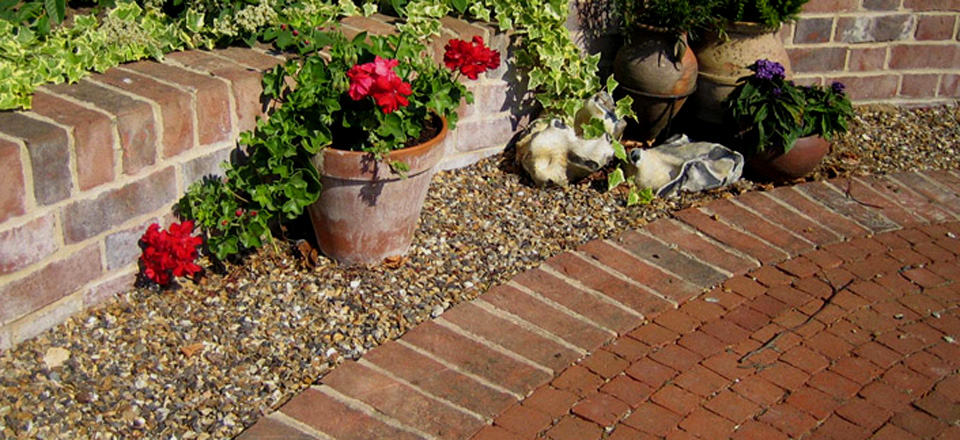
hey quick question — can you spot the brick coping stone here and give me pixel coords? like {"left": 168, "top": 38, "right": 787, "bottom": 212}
{"left": 237, "top": 169, "right": 960, "bottom": 440}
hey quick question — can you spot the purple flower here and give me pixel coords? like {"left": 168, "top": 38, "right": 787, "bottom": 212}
{"left": 751, "top": 59, "right": 786, "bottom": 81}
{"left": 772, "top": 87, "right": 782, "bottom": 97}
{"left": 831, "top": 81, "right": 846, "bottom": 95}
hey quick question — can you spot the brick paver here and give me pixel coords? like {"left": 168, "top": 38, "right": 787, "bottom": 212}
{"left": 238, "top": 172, "right": 960, "bottom": 439}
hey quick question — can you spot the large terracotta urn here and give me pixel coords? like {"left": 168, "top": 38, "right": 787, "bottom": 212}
{"left": 692, "top": 22, "right": 792, "bottom": 124}
{"left": 746, "top": 135, "right": 829, "bottom": 182}
{"left": 614, "top": 25, "right": 698, "bottom": 143}
{"left": 307, "top": 116, "right": 447, "bottom": 264}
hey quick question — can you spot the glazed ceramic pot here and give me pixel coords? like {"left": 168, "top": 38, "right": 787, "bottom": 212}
{"left": 307, "top": 116, "right": 447, "bottom": 264}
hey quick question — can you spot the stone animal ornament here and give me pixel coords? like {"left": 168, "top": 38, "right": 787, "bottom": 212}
{"left": 626, "top": 134, "right": 744, "bottom": 197}
{"left": 516, "top": 92, "right": 624, "bottom": 187}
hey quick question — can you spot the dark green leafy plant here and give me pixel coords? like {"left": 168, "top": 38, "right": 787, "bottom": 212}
{"left": 617, "top": 0, "right": 718, "bottom": 37}
{"left": 723, "top": 59, "right": 853, "bottom": 158}
{"left": 713, "top": 0, "right": 807, "bottom": 28}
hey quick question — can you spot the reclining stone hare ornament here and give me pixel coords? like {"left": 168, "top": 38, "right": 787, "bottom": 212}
{"left": 515, "top": 92, "right": 626, "bottom": 187}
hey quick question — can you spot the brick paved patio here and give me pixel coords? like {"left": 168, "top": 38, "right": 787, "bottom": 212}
{"left": 239, "top": 170, "right": 960, "bottom": 439}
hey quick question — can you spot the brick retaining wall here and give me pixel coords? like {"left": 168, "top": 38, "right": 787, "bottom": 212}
{"left": 784, "top": 0, "right": 959, "bottom": 105}
{"left": 0, "top": 16, "right": 521, "bottom": 350}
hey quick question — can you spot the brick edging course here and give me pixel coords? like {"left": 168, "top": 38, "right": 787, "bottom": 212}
{"left": 238, "top": 168, "right": 960, "bottom": 439}
{"left": 0, "top": 17, "right": 524, "bottom": 350}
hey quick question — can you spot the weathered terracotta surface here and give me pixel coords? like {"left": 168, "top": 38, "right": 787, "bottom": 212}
{"left": 747, "top": 135, "right": 829, "bottom": 182}
{"left": 614, "top": 26, "right": 698, "bottom": 143}
{"left": 308, "top": 117, "right": 447, "bottom": 264}
{"left": 692, "top": 22, "right": 793, "bottom": 123}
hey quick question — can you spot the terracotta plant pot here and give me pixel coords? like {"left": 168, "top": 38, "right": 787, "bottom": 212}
{"left": 746, "top": 135, "right": 829, "bottom": 182}
{"left": 307, "top": 116, "right": 447, "bottom": 264}
{"left": 692, "top": 22, "right": 793, "bottom": 124}
{"left": 614, "top": 26, "right": 698, "bottom": 143}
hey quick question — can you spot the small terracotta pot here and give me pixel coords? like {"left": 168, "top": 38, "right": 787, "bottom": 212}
{"left": 746, "top": 135, "right": 829, "bottom": 182}
{"left": 307, "top": 116, "right": 447, "bottom": 264}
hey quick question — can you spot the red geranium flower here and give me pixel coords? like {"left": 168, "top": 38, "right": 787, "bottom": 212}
{"left": 139, "top": 221, "right": 202, "bottom": 286}
{"left": 444, "top": 36, "right": 500, "bottom": 80}
{"left": 347, "top": 56, "right": 412, "bottom": 113}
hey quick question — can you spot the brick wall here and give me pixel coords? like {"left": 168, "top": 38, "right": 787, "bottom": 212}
{"left": 0, "top": 16, "right": 521, "bottom": 350}
{"left": 784, "top": 0, "right": 959, "bottom": 104}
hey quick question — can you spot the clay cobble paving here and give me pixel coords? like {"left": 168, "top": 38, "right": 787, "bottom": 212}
{"left": 238, "top": 173, "right": 960, "bottom": 439}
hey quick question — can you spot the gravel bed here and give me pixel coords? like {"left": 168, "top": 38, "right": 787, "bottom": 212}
{"left": 1, "top": 105, "right": 958, "bottom": 439}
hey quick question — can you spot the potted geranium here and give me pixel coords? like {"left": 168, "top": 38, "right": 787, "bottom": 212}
{"left": 692, "top": 0, "right": 808, "bottom": 124}
{"left": 177, "top": 27, "right": 499, "bottom": 264}
{"left": 613, "top": 0, "right": 716, "bottom": 143}
{"left": 723, "top": 59, "right": 853, "bottom": 181}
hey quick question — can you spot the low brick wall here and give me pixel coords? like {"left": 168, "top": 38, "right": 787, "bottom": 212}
{"left": 783, "top": 0, "right": 959, "bottom": 105}
{"left": 0, "top": 16, "right": 521, "bottom": 350}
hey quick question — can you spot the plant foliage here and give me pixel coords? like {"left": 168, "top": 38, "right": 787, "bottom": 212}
{"left": 616, "top": 0, "right": 718, "bottom": 37}
{"left": 712, "top": 0, "right": 807, "bottom": 28}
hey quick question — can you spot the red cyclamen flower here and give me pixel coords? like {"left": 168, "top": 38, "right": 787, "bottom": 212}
{"left": 443, "top": 36, "right": 501, "bottom": 80}
{"left": 346, "top": 56, "right": 412, "bottom": 113}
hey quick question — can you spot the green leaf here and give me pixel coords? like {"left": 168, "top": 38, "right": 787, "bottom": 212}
{"left": 611, "top": 139, "right": 626, "bottom": 162}
{"left": 626, "top": 189, "right": 640, "bottom": 206}
{"left": 607, "top": 167, "right": 625, "bottom": 191}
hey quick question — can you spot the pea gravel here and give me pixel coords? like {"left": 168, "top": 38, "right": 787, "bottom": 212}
{"left": 1, "top": 105, "right": 958, "bottom": 439}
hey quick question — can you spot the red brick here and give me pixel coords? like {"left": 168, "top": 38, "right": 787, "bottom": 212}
{"left": 0, "top": 244, "right": 101, "bottom": 323}
{"left": 578, "top": 240, "right": 701, "bottom": 303}
{"left": 511, "top": 267, "right": 642, "bottom": 334}
{"left": 235, "top": 415, "right": 317, "bottom": 439}
{"left": 914, "top": 390, "right": 960, "bottom": 422}
{"left": 29, "top": 91, "right": 116, "bottom": 191}
{"left": 724, "top": 306, "right": 770, "bottom": 331}
{"left": 213, "top": 46, "right": 286, "bottom": 71}
{"left": 847, "top": 47, "right": 887, "bottom": 72}
{"left": 776, "top": 256, "right": 820, "bottom": 279}
{"left": 701, "top": 351, "right": 748, "bottom": 381}
{"left": 703, "top": 199, "right": 816, "bottom": 256}
{"left": 625, "top": 357, "right": 678, "bottom": 389}
{"left": 642, "top": 218, "right": 759, "bottom": 276}
{"left": 812, "top": 414, "right": 871, "bottom": 439}
{"left": 627, "top": 323, "right": 679, "bottom": 347}
{"left": 545, "top": 252, "right": 672, "bottom": 317}
{"left": 623, "top": 402, "right": 682, "bottom": 436}
{"left": 876, "top": 329, "right": 928, "bottom": 356}
{"left": 834, "top": 179, "right": 928, "bottom": 229}
{"left": 43, "top": 80, "right": 157, "bottom": 176}
{"left": 0, "top": 138, "right": 26, "bottom": 223}
{"left": 874, "top": 424, "right": 922, "bottom": 440}
{"left": 123, "top": 61, "right": 233, "bottom": 145}
{"left": 0, "top": 214, "right": 58, "bottom": 275}
{"left": 759, "top": 363, "right": 809, "bottom": 390}
{"left": 470, "top": 425, "right": 525, "bottom": 440}
{"left": 865, "top": 175, "right": 959, "bottom": 224}
{"left": 703, "top": 390, "right": 759, "bottom": 423}
{"left": 605, "top": 425, "right": 654, "bottom": 440}
{"left": 903, "top": 0, "right": 960, "bottom": 11}
{"left": 892, "top": 44, "right": 960, "bottom": 70}
{"left": 901, "top": 73, "right": 941, "bottom": 98}
{"left": 61, "top": 167, "right": 177, "bottom": 244}
{"left": 726, "top": 275, "right": 768, "bottom": 298}
{"left": 495, "top": 403, "right": 554, "bottom": 438}
{"left": 0, "top": 113, "right": 73, "bottom": 206}
{"left": 891, "top": 408, "right": 950, "bottom": 438}
{"left": 859, "top": 381, "right": 912, "bottom": 412}
{"left": 836, "top": 397, "right": 894, "bottom": 431}
{"left": 580, "top": 349, "right": 629, "bottom": 379}
{"left": 650, "top": 384, "right": 700, "bottom": 416}
{"left": 679, "top": 407, "right": 736, "bottom": 439}
{"left": 786, "top": 386, "right": 839, "bottom": 420}
{"left": 804, "top": 0, "right": 859, "bottom": 12}
{"left": 794, "top": 17, "right": 833, "bottom": 44}
{"left": 730, "top": 419, "right": 791, "bottom": 440}
{"left": 906, "top": 351, "right": 953, "bottom": 379}
{"left": 280, "top": 387, "right": 424, "bottom": 440}
{"left": 699, "top": 319, "right": 752, "bottom": 345}
{"left": 615, "top": 228, "right": 728, "bottom": 288}
{"left": 97, "top": 69, "right": 194, "bottom": 159}
{"left": 522, "top": 385, "right": 579, "bottom": 419}
{"left": 678, "top": 299, "right": 724, "bottom": 324}
{"left": 809, "top": 370, "right": 861, "bottom": 399}
{"left": 800, "top": 181, "right": 903, "bottom": 233}
{"left": 651, "top": 345, "right": 704, "bottom": 373}
{"left": 403, "top": 321, "right": 550, "bottom": 396}
{"left": 653, "top": 310, "right": 701, "bottom": 334}
{"left": 830, "top": 288, "right": 870, "bottom": 311}
{"left": 789, "top": 46, "right": 847, "bottom": 73}
{"left": 673, "top": 365, "right": 729, "bottom": 397}
{"left": 440, "top": 302, "right": 579, "bottom": 372}
{"left": 600, "top": 375, "right": 653, "bottom": 408}
{"left": 892, "top": 172, "right": 960, "bottom": 217}
{"left": 862, "top": 0, "right": 900, "bottom": 10}
{"left": 604, "top": 336, "right": 652, "bottom": 362}
{"left": 748, "top": 294, "right": 791, "bottom": 318}
{"left": 674, "top": 208, "right": 790, "bottom": 264}
{"left": 481, "top": 284, "right": 612, "bottom": 351}
{"left": 758, "top": 403, "right": 819, "bottom": 438}
{"left": 677, "top": 331, "right": 726, "bottom": 358}
{"left": 552, "top": 365, "right": 604, "bottom": 397}
{"left": 854, "top": 341, "right": 904, "bottom": 369}
{"left": 883, "top": 364, "right": 937, "bottom": 395}
{"left": 825, "top": 241, "right": 868, "bottom": 263}
{"left": 544, "top": 415, "right": 602, "bottom": 440}
{"left": 732, "top": 375, "right": 785, "bottom": 406}
{"left": 737, "top": 192, "right": 844, "bottom": 247}
{"left": 832, "top": 74, "right": 902, "bottom": 101}
{"left": 322, "top": 361, "right": 484, "bottom": 439}
{"left": 572, "top": 392, "right": 631, "bottom": 426}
